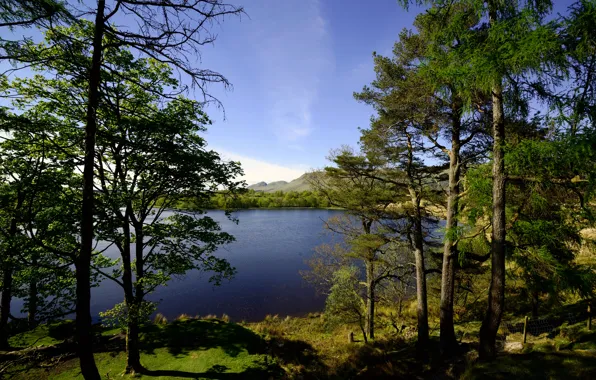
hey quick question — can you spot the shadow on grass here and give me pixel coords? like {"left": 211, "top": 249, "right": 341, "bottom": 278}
{"left": 267, "top": 335, "right": 327, "bottom": 371}
{"left": 139, "top": 366, "right": 277, "bottom": 379}
{"left": 465, "top": 351, "right": 596, "bottom": 379}
{"left": 141, "top": 319, "right": 266, "bottom": 358}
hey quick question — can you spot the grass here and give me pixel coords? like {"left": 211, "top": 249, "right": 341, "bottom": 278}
{"left": 4, "top": 318, "right": 281, "bottom": 380}
{"left": 7, "top": 322, "right": 70, "bottom": 349}
{"left": 462, "top": 350, "right": 596, "bottom": 379}
{"left": 3, "top": 301, "right": 596, "bottom": 379}
{"left": 43, "top": 347, "right": 272, "bottom": 380}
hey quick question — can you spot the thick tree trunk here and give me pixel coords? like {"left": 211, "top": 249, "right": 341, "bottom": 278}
{"left": 0, "top": 213, "right": 20, "bottom": 349}
{"left": 27, "top": 280, "right": 37, "bottom": 328}
{"left": 411, "top": 193, "right": 429, "bottom": 351}
{"left": 479, "top": 76, "right": 506, "bottom": 360}
{"left": 405, "top": 133, "right": 429, "bottom": 352}
{"left": 76, "top": 1, "right": 104, "bottom": 378}
{"left": 440, "top": 110, "right": 461, "bottom": 354}
{"left": 126, "top": 320, "right": 141, "bottom": 372}
{"left": 122, "top": 221, "right": 142, "bottom": 373}
{"left": 0, "top": 266, "right": 13, "bottom": 349}
{"left": 365, "top": 261, "right": 375, "bottom": 341}
{"left": 27, "top": 254, "right": 38, "bottom": 328}
{"left": 124, "top": 225, "right": 145, "bottom": 373}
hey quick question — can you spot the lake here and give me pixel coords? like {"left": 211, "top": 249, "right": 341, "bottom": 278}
{"left": 90, "top": 209, "right": 345, "bottom": 322}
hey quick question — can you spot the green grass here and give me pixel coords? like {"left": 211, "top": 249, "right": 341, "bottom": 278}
{"left": 8, "top": 321, "right": 76, "bottom": 349}
{"left": 462, "top": 321, "right": 596, "bottom": 380}
{"left": 4, "top": 306, "right": 595, "bottom": 379}
{"left": 462, "top": 351, "right": 596, "bottom": 379}
{"left": 5, "top": 318, "right": 281, "bottom": 380}
{"left": 43, "top": 347, "right": 272, "bottom": 380}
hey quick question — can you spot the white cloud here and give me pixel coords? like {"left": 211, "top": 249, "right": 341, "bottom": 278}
{"left": 254, "top": 0, "right": 333, "bottom": 143}
{"left": 214, "top": 147, "right": 306, "bottom": 185}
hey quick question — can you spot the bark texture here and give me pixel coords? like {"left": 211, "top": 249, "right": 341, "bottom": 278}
{"left": 0, "top": 204, "right": 21, "bottom": 349}
{"left": 76, "top": 1, "right": 105, "bottom": 378}
{"left": 479, "top": 77, "right": 506, "bottom": 360}
{"left": 365, "top": 261, "right": 375, "bottom": 341}
{"left": 440, "top": 107, "right": 461, "bottom": 353}
{"left": 0, "top": 265, "right": 13, "bottom": 349}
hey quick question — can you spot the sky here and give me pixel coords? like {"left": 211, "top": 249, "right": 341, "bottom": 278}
{"left": 197, "top": 0, "right": 575, "bottom": 184}
{"left": 192, "top": 0, "right": 427, "bottom": 184}
{"left": 1, "top": 0, "right": 575, "bottom": 185}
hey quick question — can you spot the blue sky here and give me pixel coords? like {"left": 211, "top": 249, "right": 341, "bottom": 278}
{"left": 194, "top": 0, "right": 427, "bottom": 183}
{"left": 2, "top": 0, "right": 575, "bottom": 184}
{"left": 199, "top": 0, "right": 575, "bottom": 184}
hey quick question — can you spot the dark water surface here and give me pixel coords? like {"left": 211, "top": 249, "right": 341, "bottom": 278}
{"left": 91, "top": 209, "right": 344, "bottom": 322}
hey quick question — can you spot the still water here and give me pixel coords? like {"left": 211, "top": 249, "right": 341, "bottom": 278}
{"left": 91, "top": 209, "right": 344, "bottom": 322}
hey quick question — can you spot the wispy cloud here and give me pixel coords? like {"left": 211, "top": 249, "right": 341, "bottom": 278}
{"left": 254, "top": 0, "right": 333, "bottom": 143}
{"left": 214, "top": 147, "right": 307, "bottom": 185}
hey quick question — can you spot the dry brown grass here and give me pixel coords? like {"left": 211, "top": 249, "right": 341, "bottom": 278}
{"left": 153, "top": 313, "right": 168, "bottom": 325}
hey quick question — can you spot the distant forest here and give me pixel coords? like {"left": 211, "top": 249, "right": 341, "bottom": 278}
{"left": 206, "top": 190, "right": 332, "bottom": 209}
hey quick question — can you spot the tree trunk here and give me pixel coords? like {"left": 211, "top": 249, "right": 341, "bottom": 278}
{"left": 124, "top": 224, "right": 145, "bottom": 373}
{"left": 0, "top": 212, "right": 21, "bottom": 349}
{"left": 76, "top": 0, "right": 104, "bottom": 378}
{"left": 365, "top": 261, "right": 375, "bottom": 341}
{"left": 27, "top": 254, "right": 38, "bottom": 328}
{"left": 0, "top": 266, "right": 13, "bottom": 349}
{"left": 531, "top": 292, "right": 539, "bottom": 318}
{"left": 410, "top": 192, "right": 429, "bottom": 351}
{"left": 479, "top": 74, "right": 506, "bottom": 360}
{"left": 360, "top": 323, "right": 368, "bottom": 344}
{"left": 122, "top": 220, "right": 142, "bottom": 373}
{"left": 412, "top": 217, "right": 429, "bottom": 351}
{"left": 440, "top": 108, "right": 461, "bottom": 354}
{"left": 126, "top": 316, "right": 142, "bottom": 373}
{"left": 405, "top": 133, "right": 429, "bottom": 353}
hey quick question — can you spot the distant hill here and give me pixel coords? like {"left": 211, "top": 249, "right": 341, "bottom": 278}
{"left": 247, "top": 173, "right": 318, "bottom": 193}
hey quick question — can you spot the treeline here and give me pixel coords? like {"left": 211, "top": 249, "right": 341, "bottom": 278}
{"left": 206, "top": 190, "right": 332, "bottom": 209}
{"left": 299, "top": 0, "right": 596, "bottom": 361}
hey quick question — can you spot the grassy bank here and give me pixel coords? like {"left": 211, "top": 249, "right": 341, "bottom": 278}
{"left": 2, "top": 303, "right": 595, "bottom": 379}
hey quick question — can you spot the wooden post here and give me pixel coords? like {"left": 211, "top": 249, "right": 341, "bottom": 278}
{"left": 348, "top": 331, "right": 354, "bottom": 343}
{"left": 523, "top": 316, "right": 529, "bottom": 345}
{"left": 588, "top": 303, "right": 592, "bottom": 331}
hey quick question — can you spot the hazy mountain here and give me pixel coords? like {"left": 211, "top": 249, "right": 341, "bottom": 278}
{"left": 247, "top": 173, "right": 317, "bottom": 192}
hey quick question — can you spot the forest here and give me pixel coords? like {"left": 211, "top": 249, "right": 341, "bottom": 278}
{"left": 1, "top": 0, "right": 596, "bottom": 379}
{"left": 205, "top": 189, "right": 332, "bottom": 209}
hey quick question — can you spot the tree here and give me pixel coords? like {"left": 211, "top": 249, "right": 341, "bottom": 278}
{"left": 505, "top": 131, "right": 596, "bottom": 315}
{"left": 0, "top": 0, "right": 71, "bottom": 60}
{"left": 307, "top": 148, "right": 411, "bottom": 341}
{"left": 9, "top": 25, "right": 244, "bottom": 371}
{"left": 10, "top": 1, "right": 244, "bottom": 376}
{"left": 364, "top": 7, "right": 493, "bottom": 352}
{"left": 0, "top": 109, "right": 82, "bottom": 347}
{"left": 325, "top": 266, "right": 368, "bottom": 343}
{"left": 0, "top": 0, "right": 68, "bottom": 28}
{"left": 354, "top": 45, "right": 446, "bottom": 351}
{"left": 398, "top": 0, "right": 558, "bottom": 359}
{"left": 94, "top": 93, "right": 242, "bottom": 373}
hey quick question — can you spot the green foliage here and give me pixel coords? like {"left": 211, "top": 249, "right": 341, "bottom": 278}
{"left": 325, "top": 266, "right": 366, "bottom": 333}
{"left": 205, "top": 189, "right": 331, "bottom": 209}
{"left": 0, "top": 0, "right": 70, "bottom": 30}
{"left": 99, "top": 301, "right": 157, "bottom": 330}
{"left": 6, "top": 22, "right": 244, "bottom": 307}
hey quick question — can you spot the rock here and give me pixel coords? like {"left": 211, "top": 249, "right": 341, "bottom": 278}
{"left": 504, "top": 341, "right": 523, "bottom": 351}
